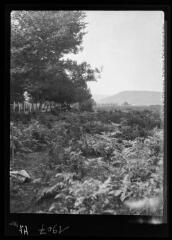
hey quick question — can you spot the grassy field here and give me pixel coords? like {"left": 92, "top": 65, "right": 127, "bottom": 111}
{"left": 10, "top": 107, "right": 164, "bottom": 215}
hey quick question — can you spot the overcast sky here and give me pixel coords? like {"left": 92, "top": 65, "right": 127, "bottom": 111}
{"left": 66, "top": 11, "right": 164, "bottom": 96}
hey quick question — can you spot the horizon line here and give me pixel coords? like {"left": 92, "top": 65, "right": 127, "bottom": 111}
{"left": 92, "top": 90, "right": 163, "bottom": 96}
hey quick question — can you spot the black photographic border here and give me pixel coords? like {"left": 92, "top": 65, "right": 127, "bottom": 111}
{"left": 3, "top": 1, "right": 171, "bottom": 237}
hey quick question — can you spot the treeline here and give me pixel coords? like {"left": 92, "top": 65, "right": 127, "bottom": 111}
{"left": 11, "top": 11, "right": 101, "bottom": 107}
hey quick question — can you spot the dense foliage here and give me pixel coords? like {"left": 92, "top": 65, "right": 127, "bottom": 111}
{"left": 11, "top": 11, "right": 100, "bottom": 104}
{"left": 10, "top": 108, "right": 163, "bottom": 215}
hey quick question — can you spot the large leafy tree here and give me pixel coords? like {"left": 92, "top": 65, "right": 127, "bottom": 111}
{"left": 11, "top": 11, "right": 99, "bottom": 104}
{"left": 64, "top": 60, "right": 100, "bottom": 103}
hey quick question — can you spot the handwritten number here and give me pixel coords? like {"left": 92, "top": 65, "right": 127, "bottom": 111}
{"left": 59, "top": 226, "right": 70, "bottom": 234}
{"left": 16, "top": 224, "right": 70, "bottom": 235}
{"left": 9, "top": 222, "right": 69, "bottom": 235}
{"left": 47, "top": 226, "right": 53, "bottom": 232}
{"left": 53, "top": 224, "right": 58, "bottom": 234}
{"left": 38, "top": 224, "right": 46, "bottom": 235}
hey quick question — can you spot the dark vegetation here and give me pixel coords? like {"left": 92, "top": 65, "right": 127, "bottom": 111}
{"left": 10, "top": 107, "right": 163, "bottom": 215}
{"left": 11, "top": 11, "right": 100, "bottom": 105}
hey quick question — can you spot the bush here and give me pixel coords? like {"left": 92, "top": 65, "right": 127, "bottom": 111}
{"left": 79, "top": 99, "right": 95, "bottom": 112}
{"left": 121, "top": 110, "right": 161, "bottom": 131}
{"left": 34, "top": 113, "right": 58, "bottom": 128}
{"left": 10, "top": 112, "right": 32, "bottom": 123}
{"left": 120, "top": 124, "right": 148, "bottom": 140}
{"left": 96, "top": 110, "right": 124, "bottom": 124}
{"left": 10, "top": 120, "right": 51, "bottom": 155}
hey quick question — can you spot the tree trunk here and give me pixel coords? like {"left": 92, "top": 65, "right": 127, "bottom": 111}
{"left": 11, "top": 125, "right": 15, "bottom": 164}
{"left": 13, "top": 102, "right": 16, "bottom": 112}
{"left": 39, "top": 102, "right": 42, "bottom": 112}
{"left": 19, "top": 102, "right": 21, "bottom": 112}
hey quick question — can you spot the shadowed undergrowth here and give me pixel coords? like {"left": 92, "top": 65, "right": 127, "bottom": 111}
{"left": 10, "top": 110, "right": 163, "bottom": 215}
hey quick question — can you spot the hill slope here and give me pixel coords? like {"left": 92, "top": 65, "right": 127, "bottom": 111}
{"left": 98, "top": 91, "right": 163, "bottom": 105}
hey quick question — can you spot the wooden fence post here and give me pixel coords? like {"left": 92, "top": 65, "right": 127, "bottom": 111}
{"left": 13, "top": 102, "right": 15, "bottom": 112}
{"left": 24, "top": 102, "right": 25, "bottom": 113}
{"left": 11, "top": 123, "right": 15, "bottom": 165}
{"left": 29, "top": 102, "right": 31, "bottom": 112}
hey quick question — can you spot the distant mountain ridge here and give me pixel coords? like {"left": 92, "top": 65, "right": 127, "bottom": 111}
{"left": 96, "top": 91, "right": 163, "bottom": 106}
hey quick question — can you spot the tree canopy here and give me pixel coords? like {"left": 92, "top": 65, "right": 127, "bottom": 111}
{"left": 11, "top": 11, "right": 100, "bottom": 104}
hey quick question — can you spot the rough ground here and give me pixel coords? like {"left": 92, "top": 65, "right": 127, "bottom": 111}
{"left": 10, "top": 150, "right": 52, "bottom": 213}
{"left": 10, "top": 111, "right": 163, "bottom": 215}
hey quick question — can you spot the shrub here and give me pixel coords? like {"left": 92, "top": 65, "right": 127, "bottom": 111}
{"left": 121, "top": 110, "right": 161, "bottom": 131}
{"left": 10, "top": 112, "right": 32, "bottom": 123}
{"left": 79, "top": 98, "right": 95, "bottom": 112}
{"left": 120, "top": 124, "right": 148, "bottom": 140}
{"left": 34, "top": 113, "right": 58, "bottom": 128}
